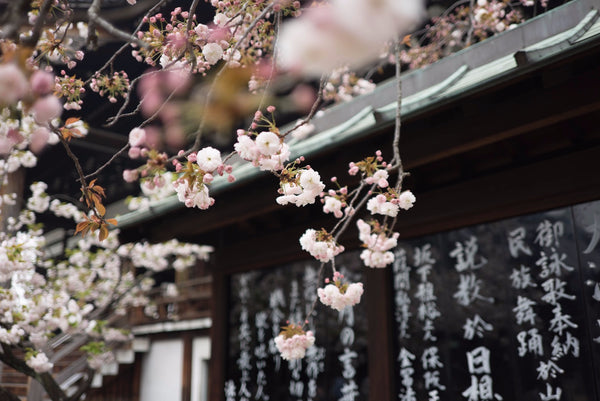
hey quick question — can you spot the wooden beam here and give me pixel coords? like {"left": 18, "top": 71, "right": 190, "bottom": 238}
{"left": 402, "top": 66, "right": 600, "bottom": 169}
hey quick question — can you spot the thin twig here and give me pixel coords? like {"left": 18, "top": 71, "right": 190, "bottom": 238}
{"left": 333, "top": 183, "right": 376, "bottom": 242}
{"left": 253, "top": 11, "right": 282, "bottom": 116}
{"left": 84, "top": 143, "right": 130, "bottom": 180}
{"left": 282, "top": 73, "right": 329, "bottom": 137}
{"left": 185, "top": 0, "right": 201, "bottom": 72}
{"left": 301, "top": 261, "right": 326, "bottom": 328}
{"left": 139, "top": 82, "right": 186, "bottom": 128}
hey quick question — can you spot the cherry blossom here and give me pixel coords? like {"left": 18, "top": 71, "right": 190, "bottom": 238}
{"left": 357, "top": 219, "right": 400, "bottom": 268}
{"left": 274, "top": 324, "right": 316, "bottom": 360}
{"left": 276, "top": 167, "right": 325, "bottom": 207}
{"left": 318, "top": 272, "right": 364, "bottom": 311}
{"left": 299, "top": 228, "right": 345, "bottom": 263}
{"left": 26, "top": 351, "right": 54, "bottom": 373}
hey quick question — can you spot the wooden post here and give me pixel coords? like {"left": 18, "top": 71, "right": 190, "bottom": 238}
{"left": 365, "top": 266, "right": 394, "bottom": 401}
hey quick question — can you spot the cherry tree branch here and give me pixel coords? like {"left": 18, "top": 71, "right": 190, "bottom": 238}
{"left": 84, "top": 143, "right": 130, "bottom": 180}
{"left": 0, "top": 344, "right": 67, "bottom": 401}
{"left": 21, "top": 0, "right": 54, "bottom": 47}
{"left": 66, "top": 367, "right": 95, "bottom": 401}
{"left": 0, "top": 386, "right": 21, "bottom": 401}
{"left": 88, "top": 0, "right": 149, "bottom": 49}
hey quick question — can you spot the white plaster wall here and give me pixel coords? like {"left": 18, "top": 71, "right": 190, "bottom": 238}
{"left": 140, "top": 339, "right": 183, "bottom": 401}
{"left": 191, "top": 337, "right": 211, "bottom": 401}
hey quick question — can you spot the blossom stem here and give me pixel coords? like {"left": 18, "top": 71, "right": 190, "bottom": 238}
{"left": 282, "top": 73, "right": 329, "bottom": 137}
{"left": 301, "top": 261, "right": 326, "bottom": 329}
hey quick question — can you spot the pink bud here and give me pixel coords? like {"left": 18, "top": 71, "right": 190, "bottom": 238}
{"left": 203, "top": 173, "right": 214, "bottom": 183}
{"left": 128, "top": 146, "right": 141, "bottom": 159}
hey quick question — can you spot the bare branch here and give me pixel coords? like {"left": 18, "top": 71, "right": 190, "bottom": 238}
{"left": 21, "top": 0, "right": 54, "bottom": 47}
{"left": 84, "top": 143, "right": 130, "bottom": 181}
{"left": 88, "top": 0, "right": 149, "bottom": 49}
{"left": 282, "top": 73, "right": 329, "bottom": 137}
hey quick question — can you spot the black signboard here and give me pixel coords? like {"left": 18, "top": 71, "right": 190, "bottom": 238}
{"left": 225, "top": 252, "right": 368, "bottom": 401}
{"left": 224, "top": 199, "right": 600, "bottom": 401}
{"left": 392, "top": 200, "right": 600, "bottom": 401}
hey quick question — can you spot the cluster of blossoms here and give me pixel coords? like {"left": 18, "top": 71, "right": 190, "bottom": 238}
{"left": 89, "top": 71, "right": 130, "bottom": 103}
{"left": 0, "top": 231, "right": 43, "bottom": 281}
{"left": 26, "top": 350, "right": 54, "bottom": 373}
{"left": 133, "top": 10, "right": 228, "bottom": 72}
{"left": 321, "top": 177, "right": 350, "bottom": 218}
{"left": 299, "top": 228, "right": 345, "bottom": 263}
{"left": 348, "top": 150, "right": 390, "bottom": 187}
{"left": 367, "top": 189, "right": 415, "bottom": 217}
{"left": 399, "top": 0, "right": 523, "bottom": 69}
{"left": 323, "top": 67, "right": 376, "bottom": 103}
{"left": 276, "top": 161, "right": 325, "bottom": 207}
{"left": 234, "top": 108, "right": 291, "bottom": 172}
{"left": 317, "top": 271, "right": 364, "bottom": 311}
{"left": 172, "top": 147, "right": 235, "bottom": 209}
{"left": 127, "top": 172, "right": 176, "bottom": 211}
{"left": 357, "top": 219, "right": 400, "bottom": 268}
{"left": 27, "top": 181, "right": 50, "bottom": 213}
{"left": 54, "top": 70, "right": 86, "bottom": 110}
{"left": 0, "top": 65, "right": 63, "bottom": 155}
{"left": 0, "top": 181, "right": 214, "bottom": 374}
{"left": 274, "top": 323, "right": 316, "bottom": 361}
{"left": 133, "top": 0, "right": 297, "bottom": 74}
{"left": 117, "top": 239, "right": 213, "bottom": 272}
{"left": 49, "top": 198, "right": 86, "bottom": 222}
{"left": 29, "top": 18, "right": 85, "bottom": 70}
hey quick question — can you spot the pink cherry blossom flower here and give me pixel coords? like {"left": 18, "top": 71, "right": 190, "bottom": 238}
{"left": 0, "top": 63, "right": 29, "bottom": 104}
{"left": 30, "top": 70, "right": 55, "bottom": 95}
{"left": 122, "top": 169, "right": 139, "bottom": 183}
{"left": 318, "top": 273, "right": 363, "bottom": 311}
{"left": 203, "top": 43, "right": 224, "bottom": 65}
{"left": 398, "top": 190, "right": 416, "bottom": 210}
{"left": 196, "top": 146, "right": 222, "bottom": 173}
{"left": 128, "top": 127, "right": 146, "bottom": 147}
{"left": 274, "top": 325, "right": 315, "bottom": 360}
{"left": 255, "top": 131, "right": 281, "bottom": 156}
{"left": 26, "top": 352, "right": 53, "bottom": 373}
{"left": 299, "top": 228, "right": 344, "bottom": 262}
{"left": 234, "top": 134, "right": 260, "bottom": 161}
{"left": 323, "top": 196, "right": 343, "bottom": 218}
{"left": 357, "top": 219, "right": 399, "bottom": 268}
{"left": 367, "top": 194, "right": 399, "bottom": 217}
{"left": 32, "top": 95, "right": 63, "bottom": 124}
